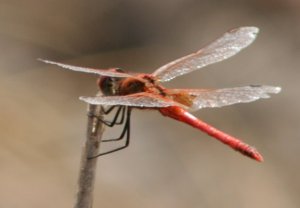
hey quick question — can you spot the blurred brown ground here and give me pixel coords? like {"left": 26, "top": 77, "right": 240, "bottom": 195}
{"left": 0, "top": 0, "right": 299, "bottom": 207}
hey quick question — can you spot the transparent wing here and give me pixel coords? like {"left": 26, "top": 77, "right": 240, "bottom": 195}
{"left": 79, "top": 92, "right": 187, "bottom": 108}
{"left": 152, "top": 27, "right": 259, "bottom": 82}
{"left": 170, "top": 85, "right": 281, "bottom": 111}
{"left": 38, "top": 59, "right": 136, "bottom": 78}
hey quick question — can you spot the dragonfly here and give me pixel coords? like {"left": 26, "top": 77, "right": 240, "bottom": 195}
{"left": 39, "top": 26, "right": 281, "bottom": 162}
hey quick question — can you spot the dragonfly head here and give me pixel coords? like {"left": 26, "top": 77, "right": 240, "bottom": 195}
{"left": 97, "top": 68, "right": 124, "bottom": 96}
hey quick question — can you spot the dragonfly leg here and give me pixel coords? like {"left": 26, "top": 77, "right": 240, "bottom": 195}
{"left": 101, "top": 105, "right": 117, "bottom": 114}
{"left": 88, "top": 106, "right": 125, "bottom": 127}
{"left": 88, "top": 107, "right": 131, "bottom": 159}
{"left": 101, "top": 106, "right": 126, "bottom": 127}
{"left": 102, "top": 106, "right": 128, "bottom": 142}
{"left": 106, "top": 106, "right": 126, "bottom": 126}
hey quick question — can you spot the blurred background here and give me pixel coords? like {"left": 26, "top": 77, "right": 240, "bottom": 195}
{"left": 0, "top": 0, "right": 299, "bottom": 207}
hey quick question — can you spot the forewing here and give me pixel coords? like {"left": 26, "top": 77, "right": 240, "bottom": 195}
{"left": 79, "top": 92, "right": 187, "bottom": 108}
{"left": 38, "top": 59, "right": 136, "bottom": 78}
{"left": 172, "top": 85, "right": 281, "bottom": 111}
{"left": 153, "top": 27, "right": 259, "bottom": 82}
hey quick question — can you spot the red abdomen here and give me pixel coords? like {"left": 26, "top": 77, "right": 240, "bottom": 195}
{"left": 159, "top": 106, "right": 263, "bottom": 162}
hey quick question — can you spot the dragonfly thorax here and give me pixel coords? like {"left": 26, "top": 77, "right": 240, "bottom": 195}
{"left": 97, "top": 68, "right": 146, "bottom": 96}
{"left": 118, "top": 78, "right": 145, "bottom": 95}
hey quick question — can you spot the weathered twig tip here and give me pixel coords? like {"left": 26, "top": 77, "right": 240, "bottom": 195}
{"left": 74, "top": 104, "right": 104, "bottom": 208}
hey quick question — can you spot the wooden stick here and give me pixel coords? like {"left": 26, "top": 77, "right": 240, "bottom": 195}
{"left": 74, "top": 104, "right": 104, "bottom": 208}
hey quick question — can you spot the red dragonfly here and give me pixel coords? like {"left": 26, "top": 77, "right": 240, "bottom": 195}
{"left": 39, "top": 27, "right": 281, "bottom": 162}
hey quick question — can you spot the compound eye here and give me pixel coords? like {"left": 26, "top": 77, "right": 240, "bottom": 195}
{"left": 98, "top": 77, "right": 117, "bottom": 96}
{"left": 107, "top": 77, "right": 114, "bottom": 85}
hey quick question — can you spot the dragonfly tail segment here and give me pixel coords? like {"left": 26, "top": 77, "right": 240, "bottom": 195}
{"left": 159, "top": 106, "right": 263, "bottom": 162}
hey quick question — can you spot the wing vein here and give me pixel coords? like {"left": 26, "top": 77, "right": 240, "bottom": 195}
{"left": 153, "top": 27, "right": 259, "bottom": 82}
